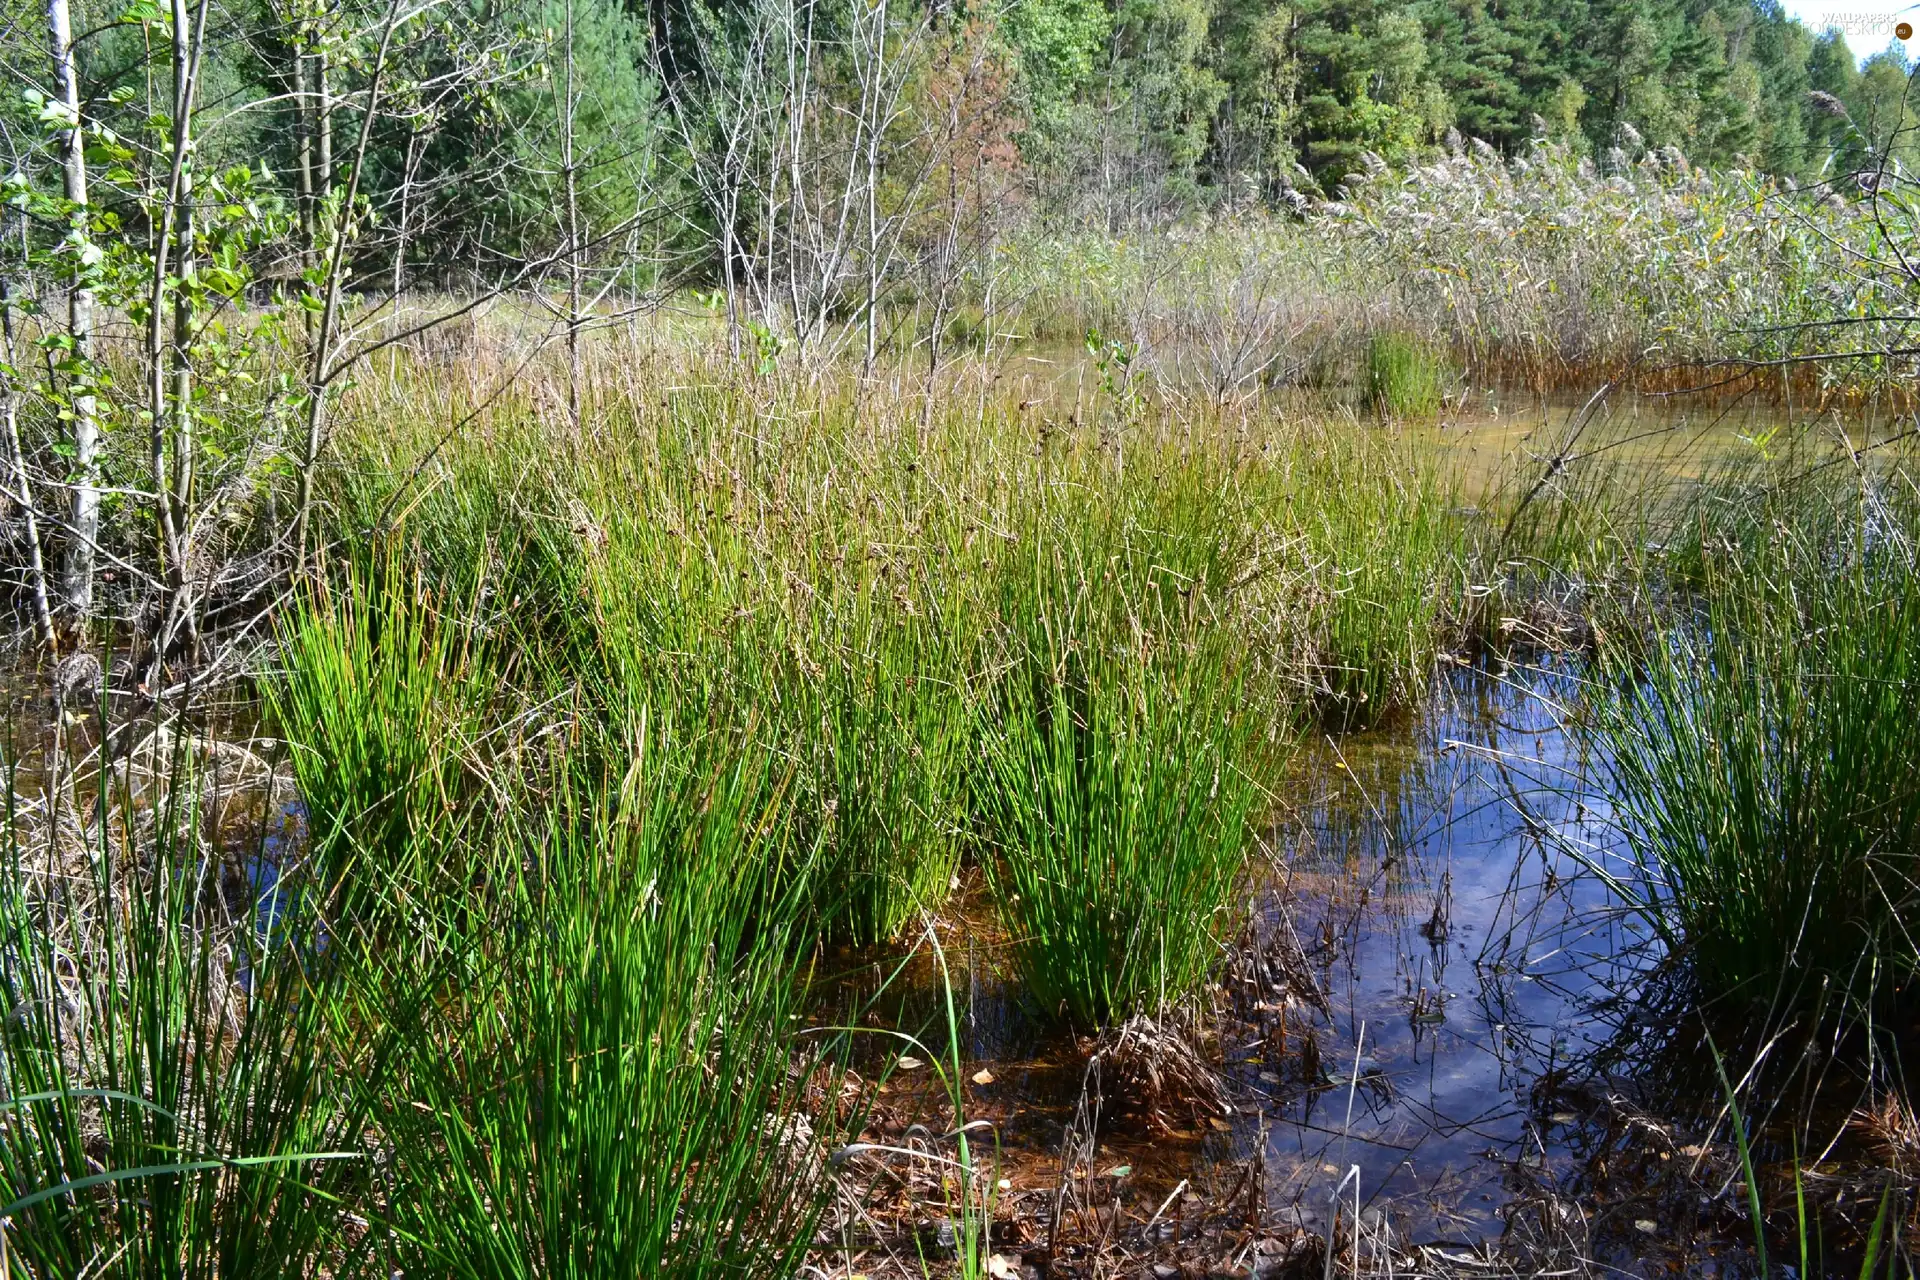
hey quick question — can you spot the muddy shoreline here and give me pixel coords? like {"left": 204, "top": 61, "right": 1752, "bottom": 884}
{"left": 808, "top": 656, "right": 1917, "bottom": 1278}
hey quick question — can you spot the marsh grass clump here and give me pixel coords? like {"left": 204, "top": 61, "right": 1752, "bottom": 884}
{"left": 979, "top": 660, "right": 1265, "bottom": 1027}
{"left": 5, "top": 524, "right": 849, "bottom": 1279}
{"left": 371, "top": 721, "right": 837, "bottom": 1279}
{"left": 963, "top": 455, "right": 1300, "bottom": 1027}
{"left": 1364, "top": 331, "right": 1447, "bottom": 418}
{"left": 557, "top": 416, "right": 982, "bottom": 944}
{"left": 271, "top": 560, "right": 491, "bottom": 930}
{"left": 1296, "top": 429, "right": 1463, "bottom": 718}
{"left": 0, "top": 745, "right": 385, "bottom": 1276}
{"left": 789, "top": 618, "right": 972, "bottom": 944}
{"left": 1590, "top": 479, "right": 1920, "bottom": 1017}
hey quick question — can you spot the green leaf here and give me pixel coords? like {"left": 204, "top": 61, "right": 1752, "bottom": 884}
{"left": 2, "top": 1152, "right": 360, "bottom": 1219}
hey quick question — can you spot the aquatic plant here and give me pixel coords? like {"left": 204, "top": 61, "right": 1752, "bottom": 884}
{"left": 0, "top": 740, "right": 385, "bottom": 1275}
{"left": 1364, "top": 331, "right": 1446, "bottom": 418}
{"left": 790, "top": 615, "right": 972, "bottom": 944}
{"left": 1589, "top": 480, "right": 1920, "bottom": 1016}
{"left": 978, "top": 657, "right": 1264, "bottom": 1027}
{"left": 370, "top": 718, "right": 836, "bottom": 1278}
{"left": 1006, "top": 143, "right": 1907, "bottom": 404}
{"left": 2, "top": 566, "right": 849, "bottom": 1277}
{"left": 318, "top": 349, "right": 1482, "bottom": 966}
{"left": 270, "top": 560, "right": 489, "bottom": 933}
{"left": 1294, "top": 425, "right": 1462, "bottom": 716}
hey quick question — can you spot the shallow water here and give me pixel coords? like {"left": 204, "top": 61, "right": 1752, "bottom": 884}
{"left": 992, "top": 342, "right": 1908, "bottom": 500}
{"left": 1242, "top": 656, "right": 1645, "bottom": 1240}
{"left": 1, "top": 566, "right": 1896, "bottom": 1268}
{"left": 823, "top": 656, "right": 1687, "bottom": 1249}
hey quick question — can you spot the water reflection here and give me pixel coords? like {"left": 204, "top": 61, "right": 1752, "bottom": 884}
{"left": 822, "top": 656, "right": 1672, "bottom": 1246}
{"left": 1249, "top": 654, "right": 1649, "bottom": 1239}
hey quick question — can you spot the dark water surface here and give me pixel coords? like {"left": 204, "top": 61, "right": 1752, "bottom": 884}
{"left": 1244, "top": 655, "right": 1646, "bottom": 1240}
{"left": 824, "top": 656, "right": 1678, "bottom": 1249}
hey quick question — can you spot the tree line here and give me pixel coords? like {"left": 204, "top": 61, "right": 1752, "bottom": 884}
{"left": 0, "top": 0, "right": 1913, "bottom": 662}
{"left": 6, "top": 0, "right": 1913, "bottom": 273}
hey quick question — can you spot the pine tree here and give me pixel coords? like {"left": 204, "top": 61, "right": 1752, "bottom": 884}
{"left": 1204, "top": 0, "right": 1300, "bottom": 194}
{"left": 1747, "top": 6, "right": 1815, "bottom": 178}
{"left": 1422, "top": 0, "right": 1569, "bottom": 150}
{"left": 1289, "top": 0, "right": 1446, "bottom": 187}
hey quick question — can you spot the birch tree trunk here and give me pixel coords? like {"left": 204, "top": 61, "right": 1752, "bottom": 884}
{"left": 46, "top": 0, "right": 98, "bottom": 619}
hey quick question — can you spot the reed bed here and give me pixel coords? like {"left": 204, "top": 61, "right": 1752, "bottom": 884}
{"left": 1009, "top": 141, "right": 1920, "bottom": 407}
{"left": 1585, "top": 464, "right": 1920, "bottom": 1019}
{"left": 298, "top": 342, "right": 1478, "bottom": 1054}
{"left": 18, "top": 317, "right": 1904, "bottom": 1272}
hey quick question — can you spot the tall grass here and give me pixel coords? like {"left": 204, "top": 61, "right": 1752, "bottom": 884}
{"left": 0, "top": 554, "right": 856, "bottom": 1275}
{"left": 0, "top": 737, "right": 382, "bottom": 1275}
{"left": 979, "top": 661, "right": 1264, "bottom": 1026}
{"left": 370, "top": 716, "right": 836, "bottom": 1278}
{"left": 273, "top": 571, "right": 841, "bottom": 1275}
{"left": 1009, "top": 142, "right": 1909, "bottom": 404}
{"left": 790, "top": 613, "right": 972, "bottom": 944}
{"left": 1588, "top": 472, "right": 1920, "bottom": 1015}
{"left": 1296, "top": 428, "right": 1462, "bottom": 716}
{"left": 566, "top": 442, "right": 977, "bottom": 943}
{"left": 270, "top": 560, "right": 489, "bottom": 931}
{"left": 1364, "top": 331, "right": 1446, "bottom": 418}
{"left": 962, "top": 456, "right": 1291, "bottom": 1024}
{"left": 317, "top": 349, "right": 1466, "bottom": 978}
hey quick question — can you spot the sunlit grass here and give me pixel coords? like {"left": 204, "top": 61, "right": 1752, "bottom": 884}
{"left": 370, "top": 716, "right": 836, "bottom": 1278}
{"left": 978, "top": 659, "right": 1267, "bottom": 1026}
{"left": 0, "top": 337, "right": 1555, "bottom": 1270}
{"left": 1588, "top": 473, "right": 1920, "bottom": 1016}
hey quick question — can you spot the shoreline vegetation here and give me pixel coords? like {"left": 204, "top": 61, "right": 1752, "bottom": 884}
{"left": 4, "top": 330, "right": 1916, "bottom": 1274}
{"left": 3, "top": 0, "right": 1920, "bottom": 1271}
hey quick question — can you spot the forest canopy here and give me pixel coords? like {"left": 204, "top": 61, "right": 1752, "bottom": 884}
{"left": 5, "top": 0, "right": 1913, "bottom": 275}
{"left": 996, "top": 0, "right": 1917, "bottom": 203}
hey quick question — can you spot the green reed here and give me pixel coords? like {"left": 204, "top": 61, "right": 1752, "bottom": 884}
{"left": 369, "top": 715, "right": 835, "bottom": 1279}
{"left": 1295, "top": 425, "right": 1462, "bottom": 717}
{"left": 1589, "top": 477, "right": 1920, "bottom": 1016}
{"left": 978, "top": 655, "right": 1263, "bottom": 1027}
{"left": 270, "top": 559, "right": 490, "bottom": 933}
{"left": 1364, "top": 331, "right": 1446, "bottom": 418}
{"left": 0, "top": 727, "right": 387, "bottom": 1276}
{"left": 972, "top": 466, "right": 1284, "bottom": 1025}
{"left": 787, "top": 612, "right": 973, "bottom": 944}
